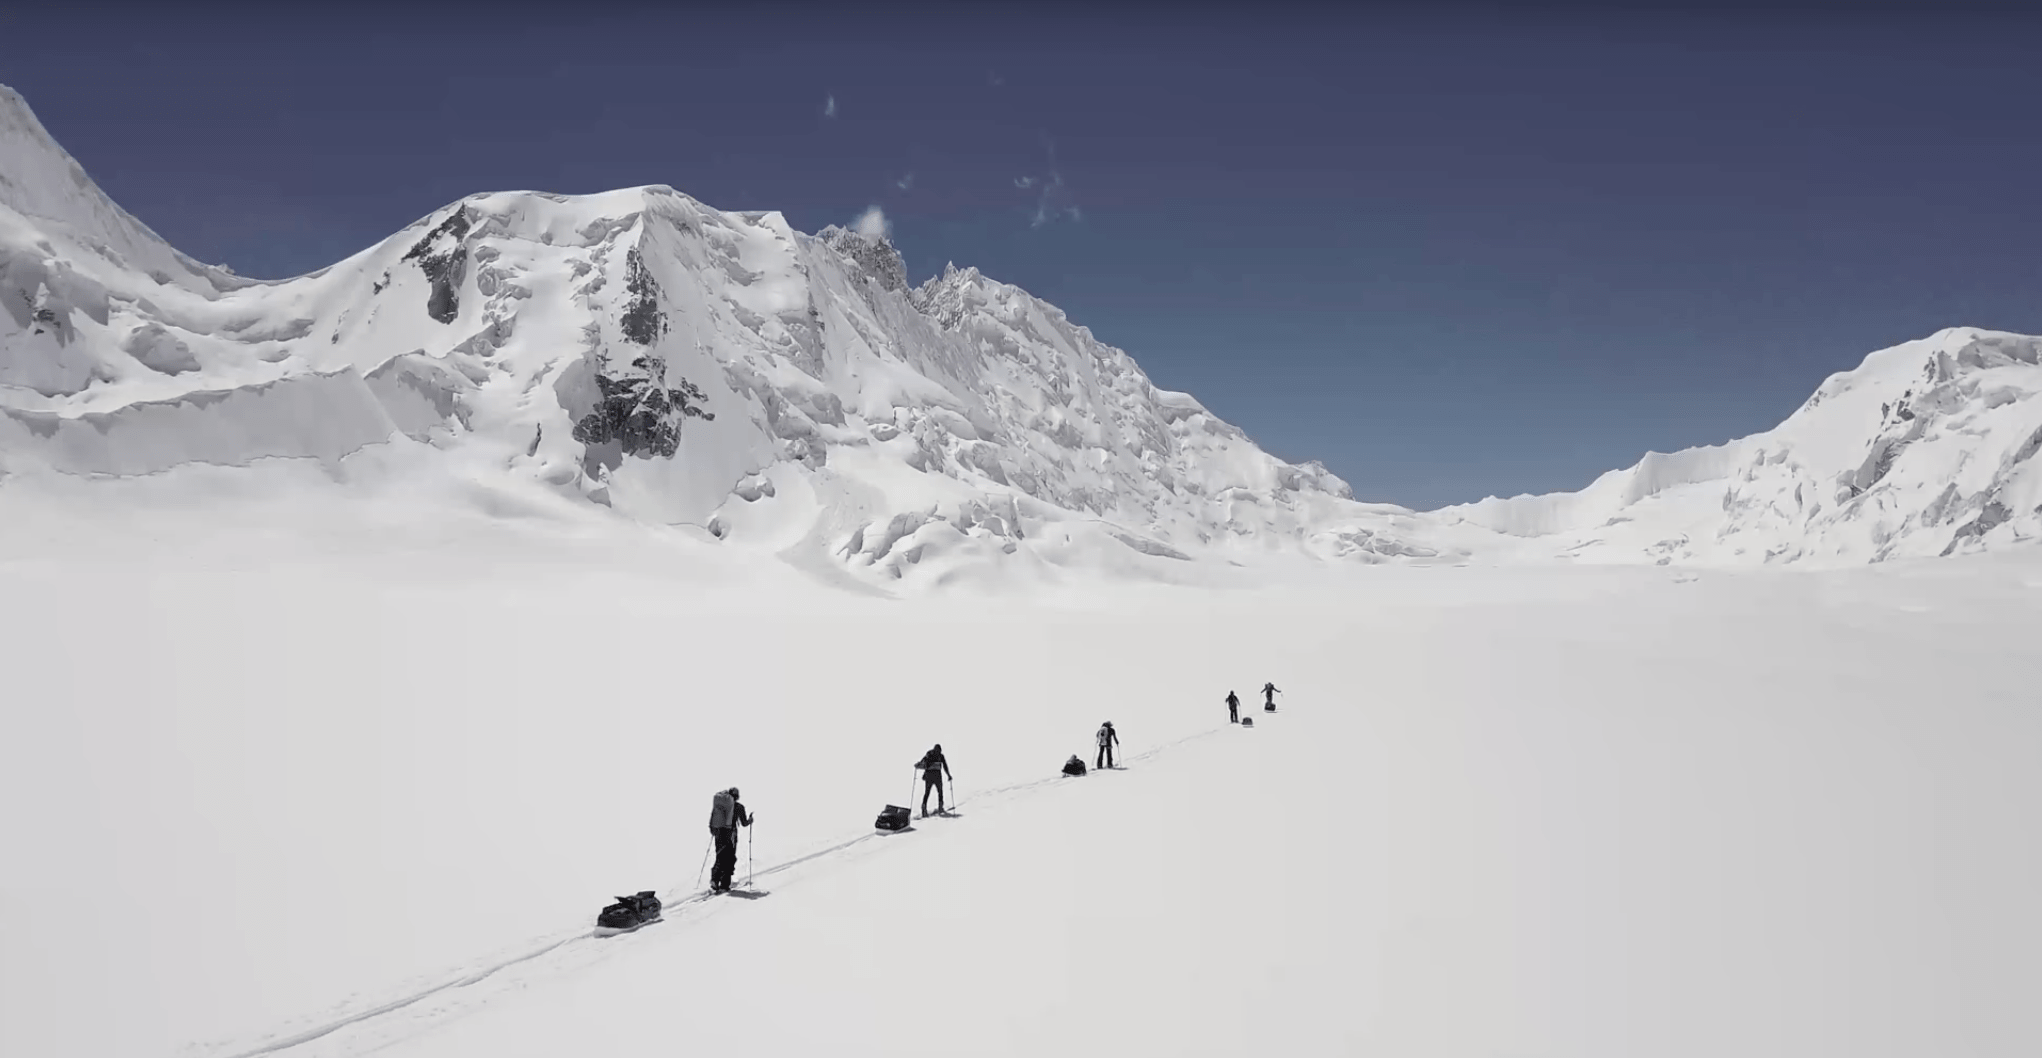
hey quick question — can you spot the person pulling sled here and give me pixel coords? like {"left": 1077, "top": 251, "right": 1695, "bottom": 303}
{"left": 916, "top": 744, "right": 953, "bottom": 817}
{"left": 1095, "top": 720, "right": 1120, "bottom": 769}
{"left": 707, "top": 787, "right": 753, "bottom": 894}
{"left": 1262, "top": 682, "right": 1281, "bottom": 712}
{"left": 1226, "top": 690, "right": 1240, "bottom": 724}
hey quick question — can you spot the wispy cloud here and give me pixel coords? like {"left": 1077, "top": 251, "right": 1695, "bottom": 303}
{"left": 1028, "top": 172, "right": 1072, "bottom": 227}
{"left": 1020, "top": 137, "right": 1080, "bottom": 228}
{"left": 823, "top": 93, "right": 837, "bottom": 118}
{"left": 896, "top": 172, "right": 914, "bottom": 191}
{"left": 851, "top": 205, "right": 890, "bottom": 241}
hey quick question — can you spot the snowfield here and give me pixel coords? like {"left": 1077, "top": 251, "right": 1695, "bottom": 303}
{"left": 4, "top": 469, "right": 2039, "bottom": 1058}
{"left": 2, "top": 81, "right": 2040, "bottom": 1058}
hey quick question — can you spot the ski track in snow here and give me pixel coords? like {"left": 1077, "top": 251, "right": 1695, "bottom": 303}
{"left": 194, "top": 728, "right": 1225, "bottom": 1058}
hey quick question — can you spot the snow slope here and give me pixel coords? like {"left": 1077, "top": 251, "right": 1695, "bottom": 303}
{"left": 2, "top": 469, "right": 2037, "bottom": 1058}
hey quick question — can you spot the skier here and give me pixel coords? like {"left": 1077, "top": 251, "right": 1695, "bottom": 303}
{"left": 1226, "top": 690, "right": 1240, "bottom": 724}
{"left": 707, "top": 787, "right": 753, "bottom": 894}
{"left": 1095, "top": 720, "right": 1120, "bottom": 769}
{"left": 915, "top": 744, "right": 953, "bottom": 817}
{"left": 1262, "top": 682, "right": 1281, "bottom": 712}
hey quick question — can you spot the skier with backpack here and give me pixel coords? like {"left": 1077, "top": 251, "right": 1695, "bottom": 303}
{"left": 707, "top": 787, "right": 753, "bottom": 894}
{"left": 1095, "top": 720, "right": 1120, "bottom": 769}
{"left": 915, "top": 744, "right": 953, "bottom": 817}
{"left": 1262, "top": 682, "right": 1281, "bottom": 712}
{"left": 1226, "top": 690, "right": 1241, "bottom": 724}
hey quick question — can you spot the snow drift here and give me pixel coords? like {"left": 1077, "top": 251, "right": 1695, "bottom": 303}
{"left": 3, "top": 82, "right": 2039, "bottom": 576}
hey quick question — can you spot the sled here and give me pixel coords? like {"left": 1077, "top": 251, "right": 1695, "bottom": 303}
{"left": 876, "top": 804, "right": 912, "bottom": 832}
{"left": 594, "top": 890, "right": 663, "bottom": 936}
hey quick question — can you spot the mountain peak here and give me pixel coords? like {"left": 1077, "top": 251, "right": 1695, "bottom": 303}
{"left": 3, "top": 83, "right": 2038, "bottom": 577}
{"left": 816, "top": 224, "right": 908, "bottom": 294}
{"left": 0, "top": 83, "right": 243, "bottom": 294}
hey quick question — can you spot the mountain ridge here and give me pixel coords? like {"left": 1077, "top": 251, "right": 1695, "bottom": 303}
{"left": 2, "top": 84, "right": 2038, "bottom": 579}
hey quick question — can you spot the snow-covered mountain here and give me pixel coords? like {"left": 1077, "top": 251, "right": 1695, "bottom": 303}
{"left": 3, "top": 83, "right": 2039, "bottom": 577}
{"left": 1444, "top": 326, "right": 2042, "bottom": 565}
{"left": 0, "top": 86, "right": 1445, "bottom": 588}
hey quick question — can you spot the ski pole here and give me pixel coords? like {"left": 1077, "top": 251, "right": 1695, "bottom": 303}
{"left": 747, "top": 823, "right": 755, "bottom": 890}
{"left": 908, "top": 768, "right": 918, "bottom": 816}
{"left": 695, "top": 836, "right": 712, "bottom": 888}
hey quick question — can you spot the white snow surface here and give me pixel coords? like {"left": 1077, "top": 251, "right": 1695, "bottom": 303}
{"left": 6, "top": 84, "right": 2039, "bottom": 573}
{"left": 4, "top": 84, "right": 2042, "bottom": 1058}
{"left": 2, "top": 469, "right": 2038, "bottom": 1058}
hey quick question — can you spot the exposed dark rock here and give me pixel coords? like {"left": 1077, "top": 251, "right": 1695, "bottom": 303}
{"left": 400, "top": 207, "right": 473, "bottom": 324}
{"left": 619, "top": 249, "right": 666, "bottom": 345}
{"left": 819, "top": 226, "right": 908, "bottom": 293}
{"left": 571, "top": 354, "right": 714, "bottom": 460}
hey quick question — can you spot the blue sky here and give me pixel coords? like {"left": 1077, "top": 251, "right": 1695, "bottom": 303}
{"left": 6, "top": 5, "right": 2040, "bottom": 508}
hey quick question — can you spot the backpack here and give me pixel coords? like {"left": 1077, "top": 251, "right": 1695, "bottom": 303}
{"left": 709, "top": 791, "right": 735, "bottom": 828}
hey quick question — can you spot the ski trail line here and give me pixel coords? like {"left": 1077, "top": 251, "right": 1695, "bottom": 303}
{"left": 195, "top": 722, "right": 1234, "bottom": 1058}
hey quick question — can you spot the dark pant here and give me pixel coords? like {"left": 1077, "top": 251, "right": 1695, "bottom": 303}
{"left": 921, "top": 773, "right": 945, "bottom": 814}
{"left": 1228, "top": 703, "right": 1238, "bottom": 723}
{"left": 710, "top": 827, "right": 738, "bottom": 890}
{"left": 1096, "top": 744, "right": 1114, "bottom": 769}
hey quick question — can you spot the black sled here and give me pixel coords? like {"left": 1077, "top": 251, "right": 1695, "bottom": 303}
{"left": 594, "top": 890, "right": 663, "bottom": 936}
{"left": 1062, "top": 755, "right": 1087, "bottom": 777}
{"left": 875, "top": 804, "right": 912, "bottom": 832}
{"left": 1240, "top": 716, "right": 1254, "bottom": 727}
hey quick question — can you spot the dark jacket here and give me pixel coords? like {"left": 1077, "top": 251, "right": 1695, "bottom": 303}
{"left": 916, "top": 748, "right": 952, "bottom": 780}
